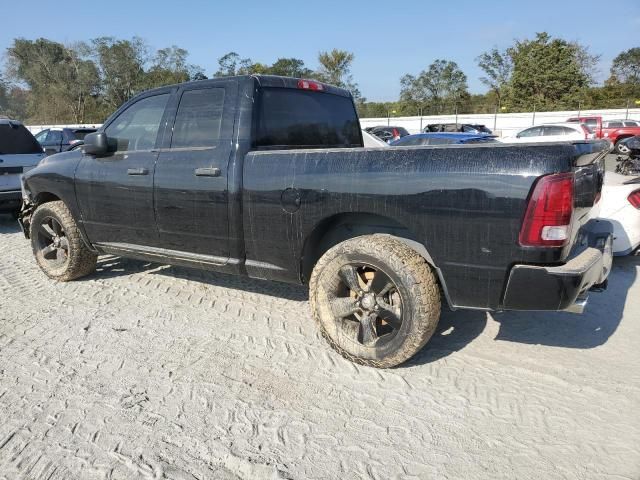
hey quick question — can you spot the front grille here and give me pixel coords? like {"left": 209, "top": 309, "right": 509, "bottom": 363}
{"left": 0, "top": 167, "right": 23, "bottom": 175}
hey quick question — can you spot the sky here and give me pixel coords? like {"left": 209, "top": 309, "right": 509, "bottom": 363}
{"left": 2, "top": 0, "right": 639, "bottom": 102}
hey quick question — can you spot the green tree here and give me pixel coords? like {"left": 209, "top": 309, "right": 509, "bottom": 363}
{"left": 476, "top": 48, "right": 512, "bottom": 106}
{"left": 145, "top": 46, "right": 205, "bottom": 88}
{"left": 400, "top": 59, "right": 468, "bottom": 113}
{"left": 214, "top": 52, "right": 254, "bottom": 77}
{"left": 505, "top": 32, "right": 598, "bottom": 111}
{"left": 609, "top": 47, "right": 640, "bottom": 85}
{"left": 316, "top": 49, "right": 363, "bottom": 101}
{"left": 92, "top": 36, "right": 148, "bottom": 110}
{"left": 6, "top": 38, "right": 100, "bottom": 123}
{"left": 266, "top": 58, "right": 313, "bottom": 78}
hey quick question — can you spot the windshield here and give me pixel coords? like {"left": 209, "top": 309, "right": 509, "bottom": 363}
{"left": 0, "top": 123, "right": 43, "bottom": 154}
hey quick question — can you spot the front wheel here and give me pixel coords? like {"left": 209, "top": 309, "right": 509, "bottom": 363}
{"left": 30, "top": 201, "right": 97, "bottom": 281}
{"left": 309, "top": 235, "right": 441, "bottom": 368}
{"left": 615, "top": 139, "right": 631, "bottom": 155}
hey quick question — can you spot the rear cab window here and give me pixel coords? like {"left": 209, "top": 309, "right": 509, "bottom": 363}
{"left": 0, "top": 122, "right": 43, "bottom": 154}
{"left": 254, "top": 87, "right": 362, "bottom": 150}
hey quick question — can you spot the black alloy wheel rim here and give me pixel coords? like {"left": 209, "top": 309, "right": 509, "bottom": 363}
{"left": 35, "top": 216, "right": 70, "bottom": 267}
{"left": 328, "top": 263, "right": 403, "bottom": 348}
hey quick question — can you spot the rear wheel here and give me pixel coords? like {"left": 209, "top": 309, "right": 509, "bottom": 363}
{"left": 615, "top": 139, "right": 631, "bottom": 155}
{"left": 30, "top": 201, "right": 97, "bottom": 281}
{"left": 309, "top": 234, "right": 441, "bottom": 368}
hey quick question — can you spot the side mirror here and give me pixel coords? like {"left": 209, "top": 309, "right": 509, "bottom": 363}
{"left": 83, "top": 132, "right": 109, "bottom": 156}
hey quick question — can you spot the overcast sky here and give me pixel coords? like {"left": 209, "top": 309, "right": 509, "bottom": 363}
{"left": 3, "top": 0, "right": 639, "bottom": 101}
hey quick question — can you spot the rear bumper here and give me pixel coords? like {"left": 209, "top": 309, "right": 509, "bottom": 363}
{"left": 502, "top": 219, "right": 613, "bottom": 313}
{"left": 0, "top": 190, "right": 22, "bottom": 212}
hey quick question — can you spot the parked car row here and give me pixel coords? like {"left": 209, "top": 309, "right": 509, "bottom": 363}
{"left": 567, "top": 116, "right": 640, "bottom": 154}
{"left": 33, "top": 127, "right": 97, "bottom": 155}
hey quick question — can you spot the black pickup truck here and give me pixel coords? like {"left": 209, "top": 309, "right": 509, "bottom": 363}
{"left": 19, "top": 75, "right": 613, "bottom": 367}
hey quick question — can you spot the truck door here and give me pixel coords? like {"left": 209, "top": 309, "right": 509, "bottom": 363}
{"left": 75, "top": 92, "right": 171, "bottom": 247}
{"left": 153, "top": 81, "right": 237, "bottom": 261}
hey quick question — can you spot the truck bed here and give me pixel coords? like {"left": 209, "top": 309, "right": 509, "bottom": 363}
{"left": 242, "top": 141, "right": 607, "bottom": 309}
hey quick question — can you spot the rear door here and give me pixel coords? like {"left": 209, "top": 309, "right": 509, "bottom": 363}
{"left": 153, "top": 80, "right": 238, "bottom": 261}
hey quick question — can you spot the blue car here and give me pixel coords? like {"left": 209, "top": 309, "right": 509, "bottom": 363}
{"left": 391, "top": 132, "right": 498, "bottom": 146}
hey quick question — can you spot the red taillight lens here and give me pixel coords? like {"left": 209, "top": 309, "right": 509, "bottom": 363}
{"left": 519, "top": 172, "right": 575, "bottom": 247}
{"left": 628, "top": 189, "right": 640, "bottom": 209}
{"left": 297, "top": 79, "right": 324, "bottom": 91}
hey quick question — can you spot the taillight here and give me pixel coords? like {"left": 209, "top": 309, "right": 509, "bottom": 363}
{"left": 628, "top": 189, "right": 640, "bottom": 209}
{"left": 297, "top": 79, "right": 324, "bottom": 91}
{"left": 519, "top": 173, "right": 575, "bottom": 247}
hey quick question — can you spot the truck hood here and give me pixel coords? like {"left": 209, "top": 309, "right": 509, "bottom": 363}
{"left": 0, "top": 152, "right": 45, "bottom": 168}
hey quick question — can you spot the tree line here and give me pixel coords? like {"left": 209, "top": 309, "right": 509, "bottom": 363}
{"left": 0, "top": 33, "right": 639, "bottom": 124}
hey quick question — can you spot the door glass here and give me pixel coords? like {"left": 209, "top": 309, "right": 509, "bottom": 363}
{"left": 543, "top": 126, "right": 564, "bottom": 136}
{"left": 47, "top": 130, "right": 63, "bottom": 145}
{"left": 34, "top": 130, "right": 48, "bottom": 143}
{"left": 518, "top": 127, "right": 542, "bottom": 138}
{"left": 171, "top": 88, "right": 225, "bottom": 148}
{"left": 105, "top": 94, "right": 170, "bottom": 152}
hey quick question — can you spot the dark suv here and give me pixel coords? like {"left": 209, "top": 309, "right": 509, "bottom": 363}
{"left": 34, "top": 127, "right": 97, "bottom": 155}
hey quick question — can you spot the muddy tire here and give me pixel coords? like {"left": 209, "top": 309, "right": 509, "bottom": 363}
{"left": 30, "top": 201, "right": 97, "bottom": 281}
{"left": 309, "top": 234, "right": 441, "bottom": 368}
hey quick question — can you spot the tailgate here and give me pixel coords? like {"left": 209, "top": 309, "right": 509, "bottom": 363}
{"left": 0, "top": 153, "right": 44, "bottom": 192}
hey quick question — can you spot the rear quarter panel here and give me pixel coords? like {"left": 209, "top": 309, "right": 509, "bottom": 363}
{"left": 242, "top": 142, "right": 595, "bottom": 309}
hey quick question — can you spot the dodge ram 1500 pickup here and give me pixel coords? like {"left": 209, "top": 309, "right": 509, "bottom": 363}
{"left": 19, "top": 75, "right": 613, "bottom": 367}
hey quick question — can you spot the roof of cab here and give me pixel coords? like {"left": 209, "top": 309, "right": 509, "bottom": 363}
{"left": 137, "top": 75, "right": 353, "bottom": 99}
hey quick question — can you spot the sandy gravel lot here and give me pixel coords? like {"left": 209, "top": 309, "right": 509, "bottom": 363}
{"left": 0, "top": 213, "right": 639, "bottom": 480}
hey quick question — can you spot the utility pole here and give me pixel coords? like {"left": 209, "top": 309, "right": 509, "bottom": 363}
{"left": 532, "top": 102, "right": 536, "bottom": 126}
{"left": 625, "top": 99, "right": 630, "bottom": 120}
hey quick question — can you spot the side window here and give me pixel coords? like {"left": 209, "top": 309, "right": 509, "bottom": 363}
{"left": 171, "top": 88, "right": 225, "bottom": 148}
{"left": 34, "top": 130, "right": 48, "bottom": 143}
{"left": 47, "top": 130, "right": 63, "bottom": 144}
{"left": 585, "top": 119, "right": 598, "bottom": 127}
{"left": 544, "top": 126, "right": 564, "bottom": 136}
{"left": 105, "top": 94, "right": 169, "bottom": 152}
{"left": 624, "top": 121, "right": 638, "bottom": 127}
{"left": 607, "top": 121, "right": 623, "bottom": 128}
{"left": 518, "top": 127, "right": 542, "bottom": 138}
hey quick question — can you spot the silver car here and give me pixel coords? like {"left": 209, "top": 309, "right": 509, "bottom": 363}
{"left": 0, "top": 119, "right": 45, "bottom": 216}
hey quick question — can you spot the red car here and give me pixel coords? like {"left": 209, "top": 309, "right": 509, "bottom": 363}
{"left": 567, "top": 116, "right": 640, "bottom": 154}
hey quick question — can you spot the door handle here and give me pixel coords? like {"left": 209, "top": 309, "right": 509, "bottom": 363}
{"left": 127, "top": 167, "right": 149, "bottom": 175}
{"left": 194, "top": 167, "right": 221, "bottom": 177}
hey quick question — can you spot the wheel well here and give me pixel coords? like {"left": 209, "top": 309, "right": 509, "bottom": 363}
{"left": 300, "top": 213, "right": 434, "bottom": 284}
{"left": 34, "top": 192, "right": 61, "bottom": 206}
{"left": 615, "top": 135, "right": 633, "bottom": 144}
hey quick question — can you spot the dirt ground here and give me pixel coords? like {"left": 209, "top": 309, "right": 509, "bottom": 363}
{"left": 1, "top": 213, "right": 639, "bottom": 480}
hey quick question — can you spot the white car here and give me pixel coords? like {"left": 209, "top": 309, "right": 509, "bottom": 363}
{"left": 503, "top": 122, "right": 595, "bottom": 143}
{"left": 599, "top": 173, "right": 640, "bottom": 255}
